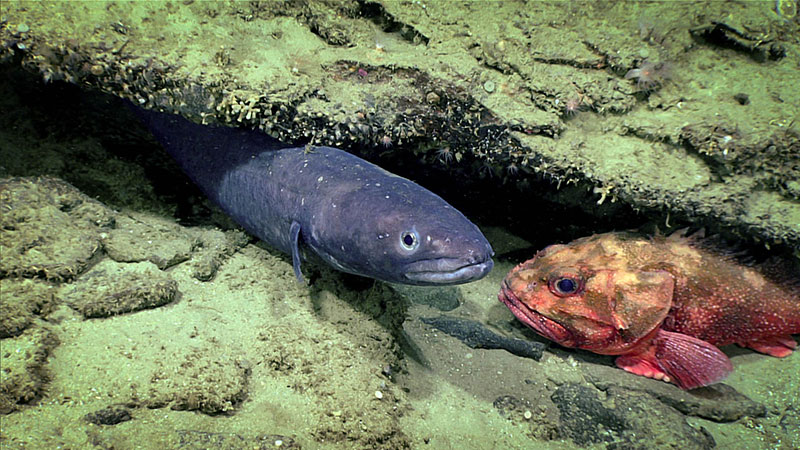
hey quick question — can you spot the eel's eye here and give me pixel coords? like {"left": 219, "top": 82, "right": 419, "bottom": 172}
{"left": 400, "top": 230, "right": 419, "bottom": 251}
{"left": 549, "top": 276, "right": 583, "bottom": 297}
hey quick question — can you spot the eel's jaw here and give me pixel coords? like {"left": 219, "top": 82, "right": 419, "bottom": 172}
{"left": 403, "top": 258, "right": 494, "bottom": 285}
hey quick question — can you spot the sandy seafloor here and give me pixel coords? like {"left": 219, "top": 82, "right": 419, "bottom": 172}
{"left": 1, "top": 1, "right": 799, "bottom": 449}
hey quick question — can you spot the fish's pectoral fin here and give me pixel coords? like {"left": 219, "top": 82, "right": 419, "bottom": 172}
{"left": 615, "top": 351, "right": 671, "bottom": 383}
{"left": 289, "top": 220, "right": 306, "bottom": 284}
{"left": 654, "top": 329, "right": 732, "bottom": 389}
{"left": 616, "top": 329, "right": 733, "bottom": 390}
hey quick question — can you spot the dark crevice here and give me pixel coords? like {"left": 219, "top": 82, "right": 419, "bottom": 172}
{"left": 689, "top": 22, "right": 786, "bottom": 62}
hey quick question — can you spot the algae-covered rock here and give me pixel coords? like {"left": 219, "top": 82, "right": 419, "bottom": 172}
{"left": 101, "top": 213, "right": 248, "bottom": 279}
{"left": 187, "top": 228, "right": 250, "bottom": 282}
{"left": 59, "top": 259, "right": 178, "bottom": 318}
{"left": 143, "top": 349, "right": 250, "bottom": 415}
{"left": 0, "top": 327, "right": 59, "bottom": 414}
{"left": 102, "top": 212, "right": 197, "bottom": 270}
{"left": 0, "top": 176, "right": 114, "bottom": 281}
{"left": 1, "top": 1, "right": 797, "bottom": 249}
{"left": 0, "top": 278, "right": 56, "bottom": 338}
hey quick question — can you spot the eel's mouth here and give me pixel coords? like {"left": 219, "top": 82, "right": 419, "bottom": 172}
{"left": 404, "top": 258, "right": 494, "bottom": 285}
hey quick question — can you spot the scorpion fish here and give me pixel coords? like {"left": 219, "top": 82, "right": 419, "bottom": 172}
{"left": 498, "top": 230, "right": 799, "bottom": 389}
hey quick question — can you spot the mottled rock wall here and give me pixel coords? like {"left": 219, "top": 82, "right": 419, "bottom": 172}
{"left": 2, "top": 1, "right": 798, "bottom": 248}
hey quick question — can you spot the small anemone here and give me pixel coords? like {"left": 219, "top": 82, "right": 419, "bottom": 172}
{"left": 624, "top": 60, "right": 672, "bottom": 91}
{"left": 562, "top": 97, "right": 583, "bottom": 117}
{"left": 506, "top": 162, "right": 519, "bottom": 176}
{"left": 435, "top": 147, "right": 453, "bottom": 165}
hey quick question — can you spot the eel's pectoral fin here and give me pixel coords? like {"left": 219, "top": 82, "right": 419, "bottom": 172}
{"left": 289, "top": 220, "right": 306, "bottom": 284}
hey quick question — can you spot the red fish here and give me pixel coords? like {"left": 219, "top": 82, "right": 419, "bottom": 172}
{"left": 498, "top": 231, "right": 800, "bottom": 389}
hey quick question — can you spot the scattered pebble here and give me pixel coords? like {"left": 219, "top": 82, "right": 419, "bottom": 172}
{"left": 375, "top": 390, "right": 383, "bottom": 399}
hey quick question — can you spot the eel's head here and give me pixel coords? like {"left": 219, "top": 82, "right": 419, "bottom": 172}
{"left": 391, "top": 219, "right": 495, "bottom": 285}
{"left": 310, "top": 182, "right": 494, "bottom": 286}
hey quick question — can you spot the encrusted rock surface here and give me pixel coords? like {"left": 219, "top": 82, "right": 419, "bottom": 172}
{"left": 0, "top": 177, "right": 114, "bottom": 281}
{"left": 1, "top": 1, "right": 797, "bottom": 250}
{"left": 60, "top": 260, "right": 179, "bottom": 318}
{"left": 0, "top": 327, "right": 59, "bottom": 414}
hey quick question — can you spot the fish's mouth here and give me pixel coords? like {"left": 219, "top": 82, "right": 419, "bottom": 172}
{"left": 404, "top": 258, "right": 494, "bottom": 285}
{"left": 498, "top": 281, "right": 573, "bottom": 345}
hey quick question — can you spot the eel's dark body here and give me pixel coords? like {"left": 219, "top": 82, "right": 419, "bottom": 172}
{"left": 132, "top": 106, "right": 494, "bottom": 285}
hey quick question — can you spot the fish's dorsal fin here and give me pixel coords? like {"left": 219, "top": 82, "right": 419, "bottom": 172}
{"left": 290, "top": 221, "right": 306, "bottom": 284}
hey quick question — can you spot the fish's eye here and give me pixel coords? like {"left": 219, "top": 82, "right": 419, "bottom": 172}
{"left": 549, "top": 275, "right": 583, "bottom": 297}
{"left": 400, "top": 230, "right": 419, "bottom": 251}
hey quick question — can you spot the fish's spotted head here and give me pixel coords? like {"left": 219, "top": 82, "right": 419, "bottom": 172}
{"left": 498, "top": 235, "right": 674, "bottom": 355}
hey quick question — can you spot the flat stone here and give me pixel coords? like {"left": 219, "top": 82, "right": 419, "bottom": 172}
{"left": 60, "top": 260, "right": 178, "bottom": 318}
{"left": 175, "top": 430, "right": 299, "bottom": 449}
{"left": 0, "top": 278, "right": 56, "bottom": 338}
{"left": 0, "top": 177, "right": 114, "bottom": 281}
{"left": 141, "top": 349, "right": 249, "bottom": 415}
{"left": 188, "top": 229, "right": 250, "bottom": 282}
{"left": 102, "top": 212, "right": 196, "bottom": 270}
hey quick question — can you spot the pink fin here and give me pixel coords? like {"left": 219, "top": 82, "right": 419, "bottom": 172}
{"left": 616, "top": 352, "right": 672, "bottom": 383}
{"left": 653, "top": 330, "right": 733, "bottom": 390}
{"left": 740, "top": 335, "right": 797, "bottom": 358}
{"left": 615, "top": 330, "right": 733, "bottom": 390}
